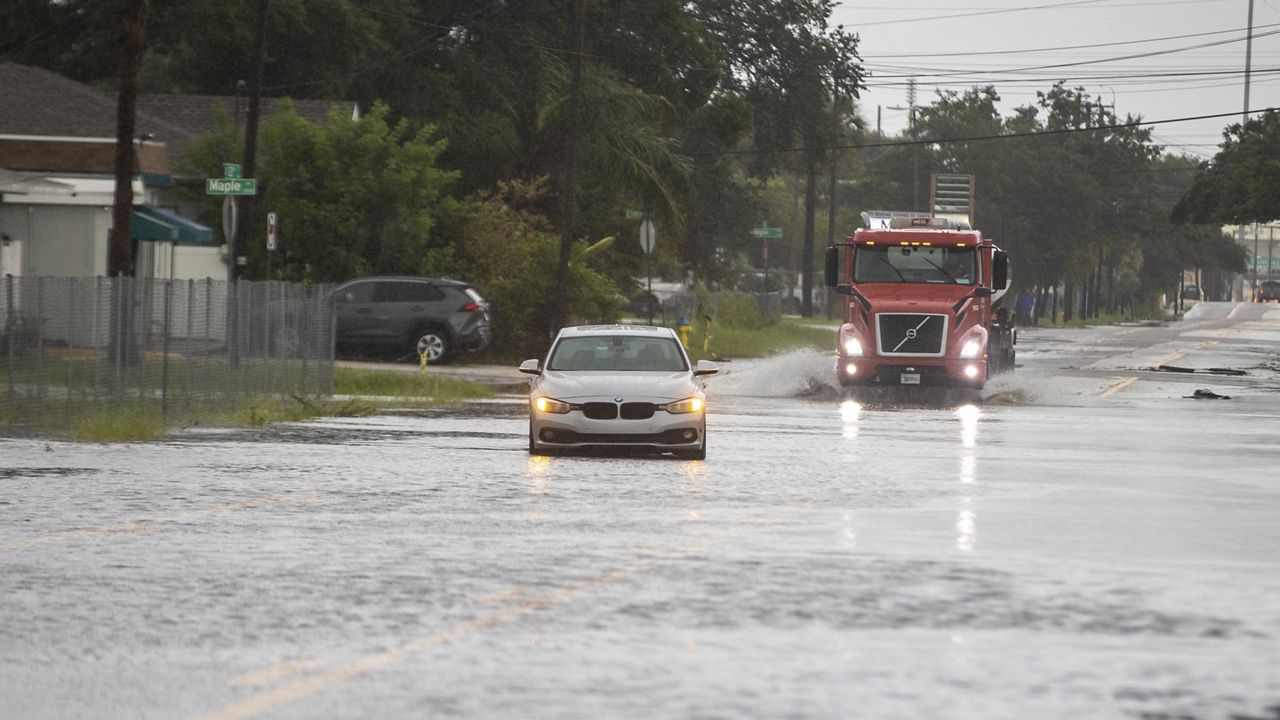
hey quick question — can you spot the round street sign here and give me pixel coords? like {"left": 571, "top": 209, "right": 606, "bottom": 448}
{"left": 639, "top": 219, "right": 656, "bottom": 254}
{"left": 221, "top": 196, "right": 238, "bottom": 244}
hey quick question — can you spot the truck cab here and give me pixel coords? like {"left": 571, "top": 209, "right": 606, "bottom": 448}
{"left": 824, "top": 217, "right": 1012, "bottom": 389}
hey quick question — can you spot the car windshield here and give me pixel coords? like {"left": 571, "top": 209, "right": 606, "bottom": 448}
{"left": 854, "top": 245, "right": 976, "bottom": 285}
{"left": 548, "top": 335, "right": 688, "bottom": 372}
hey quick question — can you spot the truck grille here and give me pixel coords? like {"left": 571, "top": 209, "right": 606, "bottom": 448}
{"left": 877, "top": 313, "right": 947, "bottom": 356}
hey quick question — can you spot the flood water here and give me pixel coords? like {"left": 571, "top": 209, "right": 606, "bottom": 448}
{"left": 3, "top": 307, "right": 1280, "bottom": 719}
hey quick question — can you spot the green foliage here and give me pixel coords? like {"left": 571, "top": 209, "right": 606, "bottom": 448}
{"left": 1173, "top": 110, "right": 1280, "bottom": 226}
{"left": 685, "top": 317, "right": 834, "bottom": 361}
{"left": 428, "top": 179, "right": 620, "bottom": 359}
{"left": 332, "top": 367, "right": 492, "bottom": 401}
{"left": 184, "top": 103, "right": 455, "bottom": 282}
{"left": 712, "top": 292, "right": 772, "bottom": 328}
{"left": 69, "top": 405, "right": 167, "bottom": 443}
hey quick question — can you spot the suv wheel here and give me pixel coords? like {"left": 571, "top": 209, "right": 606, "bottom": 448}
{"left": 414, "top": 328, "right": 451, "bottom": 364}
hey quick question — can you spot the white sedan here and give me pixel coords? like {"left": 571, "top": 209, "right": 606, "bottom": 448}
{"left": 519, "top": 325, "right": 718, "bottom": 459}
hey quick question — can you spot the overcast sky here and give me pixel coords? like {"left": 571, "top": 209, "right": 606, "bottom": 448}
{"left": 831, "top": 0, "right": 1280, "bottom": 161}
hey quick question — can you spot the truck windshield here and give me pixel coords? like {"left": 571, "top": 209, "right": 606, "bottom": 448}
{"left": 854, "top": 245, "right": 976, "bottom": 285}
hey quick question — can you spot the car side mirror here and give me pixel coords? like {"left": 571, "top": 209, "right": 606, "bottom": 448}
{"left": 694, "top": 359, "right": 718, "bottom": 376}
{"left": 518, "top": 358, "right": 541, "bottom": 375}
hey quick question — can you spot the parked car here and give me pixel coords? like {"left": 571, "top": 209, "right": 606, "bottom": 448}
{"left": 1258, "top": 280, "right": 1280, "bottom": 302}
{"left": 332, "top": 276, "right": 491, "bottom": 363}
{"left": 519, "top": 325, "right": 718, "bottom": 459}
{"left": 1180, "top": 283, "right": 1202, "bottom": 300}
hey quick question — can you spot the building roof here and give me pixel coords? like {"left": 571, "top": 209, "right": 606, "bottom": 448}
{"left": 0, "top": 62, "right": 357, "bottom": 174}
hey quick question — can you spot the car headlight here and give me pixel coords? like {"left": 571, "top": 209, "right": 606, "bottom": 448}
{"left": 959, "top": 338, "right": 982, "bottom": 359}
{"left": 665, "top": 397, "right": 704, "bottom": 414}
{"left": 842, "top": 336, "right": 863, "bottom": 356}
{"left": 534, "top": 396, "right": 572, "bottom": 414}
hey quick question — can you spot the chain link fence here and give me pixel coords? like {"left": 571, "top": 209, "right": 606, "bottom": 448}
{"left": 1, "top": 276, "right": 334, "bottom": 434}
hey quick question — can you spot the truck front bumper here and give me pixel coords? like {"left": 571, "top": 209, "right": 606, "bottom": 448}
{"left": 836, "top": 357, "right": 986, "bottom": 388}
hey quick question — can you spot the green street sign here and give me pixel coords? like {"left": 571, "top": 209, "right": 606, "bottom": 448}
{"left": 223, "top": 163, "right": 242, "bottom": 179}
{"left": 206, "top": 177, "right": 257, "bottom": 195}
{"left": 625, "top": 208, "right": 643, "bottom": 220}
{"left": 750, "top": 226, "right": 783, "bottom": 239}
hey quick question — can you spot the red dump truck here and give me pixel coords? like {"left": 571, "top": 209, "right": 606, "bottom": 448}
{"left": 823, "top": 216, "right": 1014, "bottom": 390}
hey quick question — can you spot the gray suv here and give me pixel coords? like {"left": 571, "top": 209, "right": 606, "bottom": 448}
{"left": 332, "top": 276, "right": 491, "bottom": 363}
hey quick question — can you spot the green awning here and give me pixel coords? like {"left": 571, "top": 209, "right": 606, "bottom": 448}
{"left": 131, "top": 206, "right": 214, "bottom": 245}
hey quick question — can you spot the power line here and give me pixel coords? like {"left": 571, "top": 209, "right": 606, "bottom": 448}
{"left": 861, "top": 29, "right": 1280, "bottom": 81}
{"left": 694, "top": 106, "right": 1277, "bottom": 157}
{"left": 847, "top": 0, "right": 1113, "bottom": 27}
{"left": 861, "top": 20, "right": 1280, "bottom": 60}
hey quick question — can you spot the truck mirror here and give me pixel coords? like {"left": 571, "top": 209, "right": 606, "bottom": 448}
{"left": 835, "top": 283, "right": 853, "bottom": 296}
{"left": 824, "top": 246, "right": 839, "bottom": 287}
{"left": 992, "top": 250, "right": 1009, "bottom": 290}
{"left": 974, "top": 287, "right": 993, "bottom": 297}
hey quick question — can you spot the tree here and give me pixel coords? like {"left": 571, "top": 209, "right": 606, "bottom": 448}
{"left": 183, "top": 103, "right": 456, "bottom": 282}
{"left": 1172, "top": 110, "right": 1280, "bottom": 226}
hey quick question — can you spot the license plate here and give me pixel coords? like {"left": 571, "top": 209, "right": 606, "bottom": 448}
{"left": 900, "top": 373, "right": 921, "bottom": 385}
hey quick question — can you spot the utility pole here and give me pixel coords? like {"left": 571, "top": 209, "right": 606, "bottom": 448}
{"left": 554, "top": 0, "right": 586, "bottom": 333}
{"left": 236, "top": 0, "right": 269, "bottom": 283}
{"left": 110, "top": 0, "right": 148, "bottom": 278}
{"left": 888, "top": 79, "right": 919, "bottom": 211}
{"left": 825, "top": 91, "right": 841, "bottom": 318}
{"left": 1239, "top": 0, "right": 1256, "bottom": 300}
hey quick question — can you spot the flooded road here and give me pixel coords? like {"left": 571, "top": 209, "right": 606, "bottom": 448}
{"left": 3, "top": 302, "right": 1280, "bottom": 719}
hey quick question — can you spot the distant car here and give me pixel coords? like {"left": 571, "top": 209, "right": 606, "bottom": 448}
{"left": 1180, "top": 284, "right": 1202, "bottom": 300}
{"left": 519, "top": 325, "right": 718, "bottom": 459}
{"left": 331, "top": 276, "right": 491, "bottom": 363}
{"left": 1259, "top": 280, "right": 1280, "bottom": 302}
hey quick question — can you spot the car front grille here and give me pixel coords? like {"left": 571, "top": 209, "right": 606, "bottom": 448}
{"left": 582, "top": 402, "right": 618, "bottom": 420}
{"left": 581, "top": 401, "right": 656, "bottom": 420}
{"left": 877, "top": 313, "right": 947, "bottom": 356}
{"left": 620, "top": 402, "right": 655, "bottom": 420}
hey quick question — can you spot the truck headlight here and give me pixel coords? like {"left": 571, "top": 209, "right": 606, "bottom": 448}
{"left": 842, "top": 337, "right": 863, "bottom": 356}
{"left": 665, "top": 397, "right": 704, "bottom": 414}
{"left": 959, "top": 338, "right": 982, "bottom": 358}
{"left": 534, "top": 396, "right": 572, "bottom": 414}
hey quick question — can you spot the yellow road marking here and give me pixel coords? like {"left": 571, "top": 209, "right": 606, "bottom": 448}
{"left": 228, "top": 659, "right": 324, "bottom": 688}
{"left": 197, "top": 504, "right": 816, "bottom": 720}
{"left": 1151, "top": 340, "right": 1219, "bottom": 369}
{"left": 1098, "top": 376, "right": 1139, "bottom": 398}
{"left": 0, "top": 491, "right": 329, "bottom": 553}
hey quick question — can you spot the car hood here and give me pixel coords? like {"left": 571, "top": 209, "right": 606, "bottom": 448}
{"left": 537, "top": 371, "right": 699, "bottom": 401}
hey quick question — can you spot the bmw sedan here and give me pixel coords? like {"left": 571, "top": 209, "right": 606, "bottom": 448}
{"left": 519, "top": 325, "right": 718, "bottom": 459}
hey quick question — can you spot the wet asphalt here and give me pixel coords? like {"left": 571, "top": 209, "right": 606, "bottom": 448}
{"left": 2, "top": 302, "right": 1279, "bottom": 719}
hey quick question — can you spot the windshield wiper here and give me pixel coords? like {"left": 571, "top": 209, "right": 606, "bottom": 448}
{"left": 916, "top": 253, "right": 956, "bottom": 283}
{"left": 867, "top": 251, "right": 906, "bottom": 282}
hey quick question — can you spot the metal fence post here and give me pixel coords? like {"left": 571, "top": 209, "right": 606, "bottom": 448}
{"left": 92, "top": 276, "right": 102, "bottom": 408}
{"left": 5, "top": 275, "right": 15, "bottom": 397}
{"left": 162, "top": 278, "right": 172, "bottom": 422}
{"left": 66, "top": 278, "right": 75, "bottom": 426}
{"left": 35, "top": 276, "right": 44, "bottom": 402}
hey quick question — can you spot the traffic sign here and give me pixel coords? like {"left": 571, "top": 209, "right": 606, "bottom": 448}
{"left": 750, "top": 221, "right": 783, "bottom": 239}
{"left": 221, "top": 196, "right": 238, "bottom": 243}
{"left": 206, "top": 177, "right": 257, "bottom": 195}
{"left": 266, "top": 212, "right": 278, "bottom": 251}
{"left": 223, "top": 163, "right": 242, "bottom": 179}
{"left": 625, "top": 208, "right": 643, "bottom": 220}
{"left": 639, "top": 219, "right": 656, "bottom": 254}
